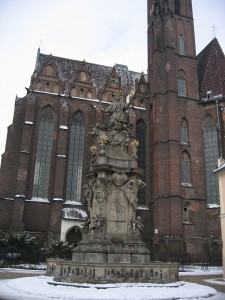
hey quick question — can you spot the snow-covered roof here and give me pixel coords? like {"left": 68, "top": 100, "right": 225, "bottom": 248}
{"left": 33, "top": 53, "right": 146, "bottom": 96}
{"left": 62, "top": 207, "right": 87, "bottom": 220}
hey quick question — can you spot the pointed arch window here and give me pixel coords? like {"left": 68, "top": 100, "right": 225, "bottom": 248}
{"left": 174, "top": 0, "right": 180, "bottom": 15}
{"left": 183, "top": 202, "right": 192, "bottom": 223}
{"left": 181, "top": 152, "right": 190, "bottom": 184}
{"left": 203, "top": 116, "right": 219, "bottom": 204}
{"left": 180, "top": 118, "right": 188, "bottom": 144}
{"left": 177, "top": 70, "right": 186, "bottom": 97}
{"left": 66, "top": 112, "right": 85, "bottom": 202}
{"left": 33, "top": 106, "right": 55, "bottom": 199}
{"left": 136, "top": 120, "right": 147, "bottom": 205}
{"left": 178, "top": 35, "right": 185, "bottom": 55}
{"left": 46, "top": 65, "right": 53, "bottom": 76}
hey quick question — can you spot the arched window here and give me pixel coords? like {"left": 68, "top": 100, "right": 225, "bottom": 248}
{"left": 203, "top": 116, "right": 219, "bottom": 204}
{"left": 178, "top": 35, "right": 185, "bottom": 55}
{"left": 53, "top": 84, "right": 59, "bottom": 94}
{"left": 174, "top": 0, "right": 180, "bottom": 15}
{"left": 180, "top": 118, "right": 188, "bottom": 144}
{"left": 36, "top": 81, "right": 42, "bottom": 90}
{"left": 46, "top": 65, "right": 53, "bottom": 76}
{"left": 80, "top": 71, "right": 87, "bottom": 82}
{"left": 66, "top": 112, "right": 85, "bottom": 201}
{"left": 177, "top": 70, "right": 186, "bottom": 97}
{"left": 183, "top": 202, "right": 192, "bottom": 223}
{"left": 136, "top": 120, "right": 147, "bottom": 205}
{"left": 66, "top": 226, "right": 82, "bottom": 247}
{"left": 71, "top": 87, "right": 77, "bottom": 97}
{"left": 181, "top": 152, "right": 190, "bottom": 184}
{"left": 33, "top": 106, "right": 55, "bottom": 199}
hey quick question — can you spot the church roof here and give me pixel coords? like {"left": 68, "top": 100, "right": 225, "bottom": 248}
{"left": 33, "top": 52, "right": 145, "bottom": 96}
{"left": 197, "top": 38, "right": 225, "bottom": 98}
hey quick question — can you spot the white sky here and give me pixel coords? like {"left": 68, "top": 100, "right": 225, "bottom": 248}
{"left": 0, "top": 0, "right": 225, "bottom": 161}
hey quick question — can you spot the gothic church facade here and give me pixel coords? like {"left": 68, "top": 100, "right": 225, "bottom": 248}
{"left": 0, "top": 0, "right": 225, "bottom": 264}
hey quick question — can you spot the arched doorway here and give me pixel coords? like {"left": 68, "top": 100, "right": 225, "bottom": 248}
{"left": 211, "top": 243, "right": 222, "bottom": 266}
{"left": 66, "top": 226, "right": 82, "bottom": 247}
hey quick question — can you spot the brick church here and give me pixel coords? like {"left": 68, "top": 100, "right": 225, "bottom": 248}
{"left": 0, "top": 0, "right": 225, "bottom": 264}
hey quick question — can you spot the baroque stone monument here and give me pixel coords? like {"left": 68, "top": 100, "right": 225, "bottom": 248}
{"left": 47, "top": 93, "right": 179, "bottom": 283}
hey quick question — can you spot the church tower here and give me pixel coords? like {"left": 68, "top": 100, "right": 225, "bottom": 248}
{"left": 147, "top": 0, "right": 211, "bottom": 261}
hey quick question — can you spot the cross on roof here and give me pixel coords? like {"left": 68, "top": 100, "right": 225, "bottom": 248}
{"left": 210, "top": 24, "right": 218, "bottom": 39}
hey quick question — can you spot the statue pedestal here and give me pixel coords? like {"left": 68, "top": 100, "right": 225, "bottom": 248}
{"left": 46, "top": 93, "right": 179, "bottom": 284}
{"left": 47, "top": 258, "right": 179, "bottom": 283}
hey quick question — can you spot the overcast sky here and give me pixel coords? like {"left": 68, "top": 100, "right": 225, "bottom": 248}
{"left": 0, "top": 0, "right": 225, "bottom": 161}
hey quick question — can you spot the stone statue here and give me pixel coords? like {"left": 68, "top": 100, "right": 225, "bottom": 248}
{"left": 105, "top": 93, "right": 131, "bottom": 129}
{"left": 90, "top": 214, "right": 106, "bottom": 233}
{"left": 131, "top": 216, "right": 144, "bottom": 233}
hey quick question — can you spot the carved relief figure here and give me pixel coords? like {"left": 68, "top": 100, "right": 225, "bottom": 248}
{"left": 131, "top": 216, "right": 144, "bottom": 232}
{"left": 90, "top": 214, "right": 106, "bottom": 233}
{"left": 109, "top": 188, "right": 126, "bottom": 221}
{"left": 125, "top": 177, "right": 146, "bottom": 211}
{"left": 83, "top": 184, "right": 93, "bottom": 208}
{"left": 105, "top": 93, "right": 130, "bottom": 129}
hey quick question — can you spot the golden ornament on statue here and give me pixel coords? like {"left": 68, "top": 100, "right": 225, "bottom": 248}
{"left": 90, "top": 145, "right": 97, "bottom": 154}
{"left": 131, "top": 139, "right": 139, "bottom": 148}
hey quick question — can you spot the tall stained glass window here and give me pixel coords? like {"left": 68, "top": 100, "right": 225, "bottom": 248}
{"left": 33, "top": 106, "right": 55, "bottom": 199}
{"left": 178, "top": 35, "right": 185, "bottom": 55}
{"left": 66, "top": 112, "right": 85, "bottom": 201}
{"left": 136, "top": 120, "right": 147, "bottom": 205}
{"left": 177, "top": 70, "right": 186, "bottom": 97}
{"left": 180, "top": 118, "right": 188, "bottom": 144}
{"left": 181, "top": 152, "right": 190, "bottom": 184}
{"left": 203, "top": 116, "right": 219, "bottom": 204}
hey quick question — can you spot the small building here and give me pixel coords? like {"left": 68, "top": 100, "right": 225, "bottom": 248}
{"left": 213, "top": 158, "right": 225, "bottom": 278}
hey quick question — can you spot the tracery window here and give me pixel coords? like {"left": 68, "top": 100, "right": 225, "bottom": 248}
{"left": 203, "top": 116, "right": 219, "bottom": 204}
{"left": 178, "top": 35, "right": 185, "bottom": 55}
{"left": 181, "top": 152, "right": 190, "bottom": 184}
{"left": 180, "top": 118, "right": 188, "bottom": 144}
{"left": 33, "top": 106, "right": 55, "bottom": 199}
{"left": 66, "top": 112, "right": 85, "bottom": 201}
{"left": 177, "top": 70, "right": 186, "bottom": 97}
{"left": 136, "top": 120, "right": 147, "bottom": 205}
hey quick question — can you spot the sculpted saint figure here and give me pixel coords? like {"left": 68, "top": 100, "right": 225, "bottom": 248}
{"left": 105, "top": 93, "right": 130, "bottom": 128}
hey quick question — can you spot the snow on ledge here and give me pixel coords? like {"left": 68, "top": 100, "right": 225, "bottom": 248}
{"left": 57, "top": 154, "right": 66, "bottom": 158}
{"left": 137, "top": 206, "right": 150, "bottom": 210}
{"left": 31, "top": 89, "right": 148, "bottom": 111}
{"left": 53, "top": 198, "right": 63, "bottom": 201}
{"left": 207, "top": 203, "right": 220, "bottom": 209}
{"left": 63, "top": 207, "right": 87, "bottom": 220}
{"left": 59, "top": 125, "right": 68, "bottom": 130}
{"left": 26, "top": 197, "right": 50, "bottom": 203}
{"left": 24, "top": 121, "right": 33, "bottom": 125}
{"left": 64, "top": 200, "right": 82, "bottom": 205}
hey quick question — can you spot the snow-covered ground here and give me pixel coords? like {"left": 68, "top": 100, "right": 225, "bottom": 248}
{"left": 0, "top": 266, "right": 224, "bottom": 300}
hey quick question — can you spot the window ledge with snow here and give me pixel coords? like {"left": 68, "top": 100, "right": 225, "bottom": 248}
{"left": 64, "top": 200, "right": 82, "bottom": 206}
{"left": 26, "top": 198, "right": 50, "bottom": 203}
{"left": 181, "top": 183, "right": 193, "bottom": 188}
{"left": 207, "top": 204, "right": 220, "bottom": 209}
{"left": 137, "top": 205, "right": 150, "bottom": 211}
{"left": 59, "top": 125, "right": 68, "bottom": 130}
